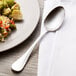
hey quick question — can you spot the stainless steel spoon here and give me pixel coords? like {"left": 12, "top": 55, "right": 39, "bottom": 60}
{"left": 11, "top": 6, "right": 65, "bottom": 72}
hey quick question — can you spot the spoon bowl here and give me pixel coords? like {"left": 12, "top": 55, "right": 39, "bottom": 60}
{"left": 44, "top": 6, "right": 65, "bottom": 31}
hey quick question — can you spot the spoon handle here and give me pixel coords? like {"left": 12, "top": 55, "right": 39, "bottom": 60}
{"left": 11, "top": 31, "right": 47, "bottom": 72}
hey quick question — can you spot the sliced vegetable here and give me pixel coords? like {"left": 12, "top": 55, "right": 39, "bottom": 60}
{"left": 11, "top": 3, "right": 20, "bottom": 10}
{"left": 6, "top": 0, "right": 14, "bottom": 7}
{"left": 3, "top": 8, "right": 11, "bottom": 15}
{"left": 10, "top": 24, "right": 16, "bottom": 29}
{"left": 0, "top": 20, "right": 2, "bottom": 24}
{"left": 0, "top": 1, "right": 3, "bottom": 10}
{"left": 9, "top": 10, "right": 22, "bottom": 20}
{"left": 3, "top": 0, "right": 8, "bottom": 8}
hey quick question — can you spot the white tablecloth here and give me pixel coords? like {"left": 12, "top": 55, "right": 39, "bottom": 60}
{"left": 38, "top": 0, "right": 76, "bottom": 76}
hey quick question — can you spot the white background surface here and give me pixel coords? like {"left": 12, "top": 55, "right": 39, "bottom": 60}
{"left": 38, "top": 0, "right": 76, "bottom": 76}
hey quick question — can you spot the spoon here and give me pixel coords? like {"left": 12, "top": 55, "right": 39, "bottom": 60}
{"left": 11, "top": 6, "right": 65, "bottom": 72}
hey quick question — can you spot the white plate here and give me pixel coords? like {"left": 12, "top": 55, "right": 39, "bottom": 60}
{"left": 0, "top": 0, "right": 40, "bottom": 52}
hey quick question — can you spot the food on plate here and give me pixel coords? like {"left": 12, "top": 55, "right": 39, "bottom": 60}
{"left": 6, "top": 0, "right": 14, "bottom": 7}
{"left": 3, "top": 0, "right": 8, "bottom": 8}
{"left": 0, "top": 16, "right": 16, "bottom": 41}
{"left": 0, "top": 0, "right": 3, "bottom": 10}
{"left": 3, "top": 8, "right": 11, "bottom": 15}
{"left": 9, "top": 10, "right": 22, "bottom": 20}
{"left": 0, "top": 0, "right": 23, "bottom": 41}
{"left": 11, "top": 3, "right": 20, "bottom": 10}
{"left": 2, "top": 0, "right": 23, "bottom": 20}
{"left": 9, "top": 3, "right": 22, "bottom": 20}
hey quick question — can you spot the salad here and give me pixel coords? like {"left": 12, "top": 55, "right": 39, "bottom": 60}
{"left": 0, "top": 0, "right": 22, "bottom": 41}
